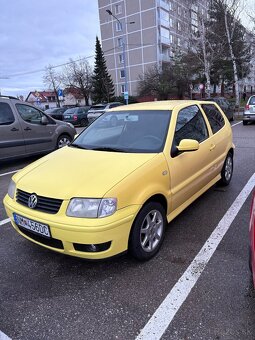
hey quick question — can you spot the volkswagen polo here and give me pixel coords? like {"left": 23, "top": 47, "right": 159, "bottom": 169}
{"left": 4, "top": 100, "right": 234, "bottom": 261}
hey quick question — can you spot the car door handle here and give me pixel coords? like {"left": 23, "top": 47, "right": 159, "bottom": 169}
{"left": 24, "top": 127, "right": 32, "bottom": 131}
{"left": 210, "top": 144, "right": 216, "bottom": 151}
{"left": 11, "top": 127, "right": 19, "bottom": 131}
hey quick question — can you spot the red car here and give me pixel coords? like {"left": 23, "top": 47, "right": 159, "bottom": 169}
{"left": 249, "top": 191, "right": 255, "bottom": 286}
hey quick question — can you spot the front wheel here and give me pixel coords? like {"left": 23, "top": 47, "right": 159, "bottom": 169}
{"left": 243, "top": 120, "right": 248, "bottom": 125}
{"left": 219, "top": 152, "right": 233, "bottom": 186}
{"left": 57, "top": 134, "right": 72, "bottom": 149}
{"left": 129, "top": 202, "right": 166, "bottom": 261}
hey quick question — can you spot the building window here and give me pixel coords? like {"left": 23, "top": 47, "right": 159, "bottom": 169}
{"left": 121, "top": 84, "right": 125, "bottom": 93}
{"left": 115, "top": 4, "right": 122, "bottom": 15}
{"left": 169, "top": 1, "right": 172, "bottom": 10}
{"left": 170, "top": 34, "right": 173, "bottom": 43}
{"left": 177, "top": 21, "right": 181, "bottom": 31}
{"left": 116, "top": 21, "right": 122, "bottom": 32}
{"left": 119, "top": 54, "right": 124, "bottom": 63}
{"left": 177, "top": 6, "right": 181, "bottom": 15}
{"left": 177, "top": 37, "right": 181, "bottom": 46}
{"left": 169, "top": 17, "right": 173, "bottom": 27}
{"left": 118, "top": 37, "right": 124, "bottom": 47}
{"left": 120, "top": 69, "right": 125, "bottom": 78}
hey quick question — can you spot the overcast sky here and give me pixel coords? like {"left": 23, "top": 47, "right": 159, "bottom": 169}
{"left": 0, "top": 0, "right": 254, "bottom": 98}
{"left": 0, "top": 0, "right": 100, "bottom": 97}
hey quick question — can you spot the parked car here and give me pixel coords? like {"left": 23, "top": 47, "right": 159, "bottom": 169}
{"left": 87, "top": 102, "right": 123, "bottom": 124}
{"left": 204, "top": 97, "right": 234, "bottom": 121}
{"left": 44, "top": 107, "right": 67, "bottom": 121}
{"left": 0, "top": 96, "right": 76, "bottom": 162}
{"left": 4, "top": 100, "right": 234, "bottom": 261}
{"left": 249, "top": 191, "right": 255, "bottom": 287}
{"left": 243, "top": 95, "right": 255, "bottom": 125}
{"left": 63, "top": 106, "right": 91, "bottom": 126}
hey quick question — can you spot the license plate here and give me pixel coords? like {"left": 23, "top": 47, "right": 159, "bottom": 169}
{"left": 13, "top": 213, "right": 51, "bottom": 238}
{"left": 64, "top": 115, "right": 71, "bottom": 119}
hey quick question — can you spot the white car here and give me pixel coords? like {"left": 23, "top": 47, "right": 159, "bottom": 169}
{"left": 243, "top": 95, "right": 255, "bottom": 125}
{"left": 87, "top": 102, "right": 123, "bottom": 124}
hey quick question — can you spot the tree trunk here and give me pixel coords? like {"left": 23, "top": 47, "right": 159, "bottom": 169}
{"left": 224, "top": 10, "right": 239, "bottom": 106}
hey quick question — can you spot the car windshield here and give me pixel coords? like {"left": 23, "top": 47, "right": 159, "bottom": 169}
{"left": 71, "top": 110, "right": 171, "bottom": 153}
{"left": 45, "top": 108, "right": 57, "bottom": 113}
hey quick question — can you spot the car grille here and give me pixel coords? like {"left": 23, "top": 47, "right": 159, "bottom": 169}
{"left": 16, "top": 189, "right": 63, "bottom": 214}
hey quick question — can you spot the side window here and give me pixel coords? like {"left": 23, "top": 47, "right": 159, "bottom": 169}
{"left": 0, "top": 102, "right": 15, "bottom": 125}
{"left": 201, "top": 104, "right": 225, "bottom": 134}
{"left": 16, "top": 104, "right": 43, "bottom": 125}
{"left": 174, "top": 105, "right": 209, "bottom": 145}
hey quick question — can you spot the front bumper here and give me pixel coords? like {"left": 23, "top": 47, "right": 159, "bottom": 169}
{"left": 4, "top": 194, "right": 140, "bottom": 259}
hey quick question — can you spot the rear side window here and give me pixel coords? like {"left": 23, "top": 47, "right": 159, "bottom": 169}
{"left": 249, "top": 97, "right": 255, "bottom": 105}
{"left": 0, "top": 102, "right": 15, "bottom": 125}
{"left": 174, "top": 105, "right": 208, "bottom": 144}
{"left": 201, "top": 104, "right": 225, "bottom": 134}
{"left": 16, "top": 104, "right": 43, "bottom": 125}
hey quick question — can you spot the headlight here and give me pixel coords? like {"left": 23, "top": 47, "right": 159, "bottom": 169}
{"left": 66, "top": 198, "right": 117, "bottom": 218}
{"left": 8, "top": 180, "right": 16, "bottom": 199}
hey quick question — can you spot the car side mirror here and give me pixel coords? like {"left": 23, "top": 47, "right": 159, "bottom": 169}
{"left": 41, "top": 116, "right": 48, "bottom": 125}
{"left": 177, "top": 139, "right": 199, "bottom": 152}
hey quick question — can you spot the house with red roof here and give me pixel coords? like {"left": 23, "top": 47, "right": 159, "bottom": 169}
{"left": 25, "top": 90, "right": 58, "bottom": 110}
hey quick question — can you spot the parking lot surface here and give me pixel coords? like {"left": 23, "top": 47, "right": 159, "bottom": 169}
{"left": 1, "top": 122, "right": 255, "bottom": 340}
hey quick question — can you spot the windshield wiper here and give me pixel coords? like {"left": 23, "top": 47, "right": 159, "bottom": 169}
{"left": 70, "top": 143, "right": 88, "bottom": 150}
{"left": 91, "top": 147, "right": 126, "bottom": 152}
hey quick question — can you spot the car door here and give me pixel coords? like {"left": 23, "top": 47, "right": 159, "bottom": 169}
{"left": 0, "top": 101, "right": 26, "bottom": 161}
{"left": 15, "top": 103, "right": 57, "bottom": 154}
{"left": 200, "top": 103, "right": 228, "bottom": 176}
{"left": 167, "top": 105, "right": 215, "bottom": 211}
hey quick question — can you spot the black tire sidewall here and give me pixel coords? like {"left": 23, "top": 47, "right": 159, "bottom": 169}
{"left": 128, "top": 202, "right": 166, "bottom": 261}
{"left": 220, "top": 152, "right": 233, "bottom": 186}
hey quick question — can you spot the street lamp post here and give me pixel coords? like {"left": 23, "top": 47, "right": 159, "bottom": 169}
{"left": 106, "top": 9, "right": 129, "bottom": 105}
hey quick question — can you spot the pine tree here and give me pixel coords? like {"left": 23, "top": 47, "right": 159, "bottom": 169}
{"left": 92, "top": 36, "right": 115, "bottom": 103}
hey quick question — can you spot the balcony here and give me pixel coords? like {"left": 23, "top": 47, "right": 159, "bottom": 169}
{"left": 161, "top": 36, "right": 171, "bottom": 46}
{"left": 158, "top": 0, "right": 169, "bottom": 11}
{"left": 161, "top": 53, "right": 170, "bottom": 62}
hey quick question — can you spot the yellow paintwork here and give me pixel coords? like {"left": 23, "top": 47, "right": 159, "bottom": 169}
{"left": 3, "top": 100, "right": 234, "bottom": 259}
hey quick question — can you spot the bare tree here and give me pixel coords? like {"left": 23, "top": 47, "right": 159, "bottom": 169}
{"left": 43, "top": 66, "right": 61, "bottom": 107}
{"left": 61, "top": 58, "right": 93, "bottom": 106}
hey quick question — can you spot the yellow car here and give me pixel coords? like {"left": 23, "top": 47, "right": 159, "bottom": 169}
{"left": 4, "top": 100, "right": 234, "bottom": 261}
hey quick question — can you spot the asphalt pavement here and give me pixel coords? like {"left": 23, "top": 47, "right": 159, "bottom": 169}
{"left": 0, "top": 122, "right": 255, "bottom": 340}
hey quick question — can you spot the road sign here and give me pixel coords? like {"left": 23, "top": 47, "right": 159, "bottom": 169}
{"left": 124, "top": 91, "right": 129, "bottom": 100}
{"left": 58, "top": 89, "right": 63, "bottom": 97}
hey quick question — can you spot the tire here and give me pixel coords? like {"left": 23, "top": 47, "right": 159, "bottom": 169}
{"left": 128, "top": 202, "right": 167, "bottom": 261}
{"left": 57, "top": 134, "right": 72, "bottom": 149}
{"left": 80, "top": 118, "right": 88, "bottom": 127}
{"left": 243, "top": 120, "right": 248, "bottom": 125}
{"left": 219, "top": 152, "right": 233, "bottom": 186}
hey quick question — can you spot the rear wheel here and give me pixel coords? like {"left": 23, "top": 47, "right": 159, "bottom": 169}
{"left": 219, "top": 152, "right": 233, "bottom": 186}
{"left": 57, "top": 134, "right": 72, "bottom": 149}
{"left": 129, "top": 202, "right": 166, "bottom": 261}
{"left": 243, "top": 120, "right": 248, "bottom": 125}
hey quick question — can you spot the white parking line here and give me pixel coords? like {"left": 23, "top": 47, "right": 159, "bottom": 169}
{"left": 136, "top": 173, "right": 255, "bottom": 340}
{"left": 0, "top": 218, "right": 10, "bottom": 226}
{"left": 0, "top": 170, "right": 20, "bottom": 177}
{"left": 0, "top": 330, "right": 11, "bottom": 340}
{"left": 231, "top": 121, "right": 242, "bottom": 127}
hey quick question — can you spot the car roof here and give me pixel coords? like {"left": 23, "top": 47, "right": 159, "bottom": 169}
{"left": 110, "top": 100, "right": 217, "bottom": 112}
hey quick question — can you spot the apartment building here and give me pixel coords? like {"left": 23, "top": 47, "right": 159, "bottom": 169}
{"left": 98, "top": 0, "right": 209, "bottom": 97}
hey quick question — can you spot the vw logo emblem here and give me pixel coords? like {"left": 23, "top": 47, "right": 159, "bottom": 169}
{"left": 28, "top": 194, "right": 38, "bottom": 209}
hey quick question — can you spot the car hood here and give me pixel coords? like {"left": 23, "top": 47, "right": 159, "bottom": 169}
{"left": 14, "top": 147, "right": 157, "bottom": 199}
